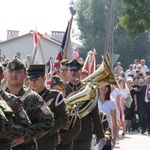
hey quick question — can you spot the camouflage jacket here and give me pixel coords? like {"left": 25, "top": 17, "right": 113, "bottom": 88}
{"left": 0, "top": 95, "right": 14, "bottom": 139}
{"left": 5, "top": 87, "right": 54, "bottom": 147}
{"left": 0, "top": 90, "right": 31, "bottom": 150}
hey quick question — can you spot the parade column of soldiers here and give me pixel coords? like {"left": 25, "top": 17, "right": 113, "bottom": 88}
{"left": 2, "top": 56, "right": 54, "bottom": 150}
{"left": 0, "top": 56, "right": 106, "bottom": 150}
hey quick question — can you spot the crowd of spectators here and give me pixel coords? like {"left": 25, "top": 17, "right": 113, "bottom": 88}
{"left": 113, "top": 59, "right": 150, "bottom": 135}
{"left": 1, "top": 53, "right": 150, "bottom": 149}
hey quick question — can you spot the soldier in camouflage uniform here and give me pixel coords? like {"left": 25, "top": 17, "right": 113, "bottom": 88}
{"left": 0, "top": 64, "right": 31, "bottom": 150}
{"left": 5, "top": 56, "right": 54, "bottom": 150}
{"left": 28, "top": 64, "right": 68, "bottom": 150}
{"left": 0, "top": 96, "right": 14, "bottom": 150}
{"left": 65, "top": 59, "right": 105, "bottom": 150}
{"left": 0, "top": 107, "right": 8, "bottom": 134}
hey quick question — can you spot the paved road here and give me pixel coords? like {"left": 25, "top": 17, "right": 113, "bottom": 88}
{"left": 114, "top": 129, "right": 150, "bottom": 150}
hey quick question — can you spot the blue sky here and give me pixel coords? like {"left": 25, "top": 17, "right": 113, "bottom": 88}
{"left": 0, "top": 0, "right": 76, "bottom": 40}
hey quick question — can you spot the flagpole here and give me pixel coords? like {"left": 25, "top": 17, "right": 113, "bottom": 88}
{"left": 31, "top": 45, "right": 37, "bottom": 64}
{"left": 88, "top": 53, "right": 91, "bottom": 74}
{"left": 63, "top": 7, "right": 76, "bottom": 59}
{"left": 30, "top": 28, "right": 45, "bottom": 64}
{"left": 35, "top": 27, "right": 45, "bottom": 64}
{"left": 37, "top": 40, "right": 45, "bottom": 63}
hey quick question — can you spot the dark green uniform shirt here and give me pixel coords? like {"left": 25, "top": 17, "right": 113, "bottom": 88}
{"left": 65, "top": 80, "right": 105, "bottom": 150}
{"left": 56, "top": 82, "right": 82, "bottom": 150}
{"left": 37, "top": 87, "right": 68, "bottom": 150}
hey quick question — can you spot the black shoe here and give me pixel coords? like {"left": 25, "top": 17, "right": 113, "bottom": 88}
{"left": 141, "top": 131, "right": 145, "bottom": 134}
{"left": 122, "top": 132, "right": 126, "bottom": 136}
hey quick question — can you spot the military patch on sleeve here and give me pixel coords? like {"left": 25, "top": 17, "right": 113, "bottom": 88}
{"left": 55, "top": 93, "right": 64, "bottom": 107}
{"left": 43, "top": 107, "right": 51, "bottom": 115}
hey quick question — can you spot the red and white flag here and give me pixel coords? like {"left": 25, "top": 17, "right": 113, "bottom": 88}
{"left": 72, "top": 49, "right": 79, "bottom": 59}
{"left": 30, "top": 30, "right": 45, "bottom": 64}
{"left": 52, "top": 49, "right": 63, "bottom": 76}
{"left": 52, "top": 19, "right": 73, "bottom": 76}
{"left": 83, "top": 49, "right": 97, "bottom": 75}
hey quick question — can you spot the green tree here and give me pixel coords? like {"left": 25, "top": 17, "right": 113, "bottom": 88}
{"left": 75, "top": 0, "right": 107, "bottom": 63}
{"left": 114, "top": 25, "right": 150, "bottom": 70}
{"left": 118, "top": 0, "right": 150, "bottom": 39}
{"left": 74, "top": 0, "right": 150, "bottom": 68}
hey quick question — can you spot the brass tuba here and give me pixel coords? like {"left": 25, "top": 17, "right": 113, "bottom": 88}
{"left": 82, "top": 54, "right": 117, "bottom": 87}
{"left": 65, "top": 54, "right": 117, "bottom": 119}
{"left": 66, "top": 80, "right": 99, "bottom": 118}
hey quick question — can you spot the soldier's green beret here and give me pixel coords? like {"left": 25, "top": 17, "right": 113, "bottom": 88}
{"left": 6, "top": 56, "right": 26, "bottom": 70}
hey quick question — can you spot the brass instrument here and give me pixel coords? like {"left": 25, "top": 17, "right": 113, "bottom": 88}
{"left": 66, "top": 54, "right": 118, "bottom": 119}
{"left": 82, "top": 55, "right": 117, "bottom": 87}
{"left": 66, "top": 80, "right": 99, "bottom": 118}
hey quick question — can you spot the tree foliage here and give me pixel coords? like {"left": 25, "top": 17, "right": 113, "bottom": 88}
{"left": 118, "top": 0, "right": 150, "bottom": 39}
{"left": 75, "top": 0, "right": 107, "bottom": 62}
{"left": 74, "top": 0, "right": 150, "bottom": 68}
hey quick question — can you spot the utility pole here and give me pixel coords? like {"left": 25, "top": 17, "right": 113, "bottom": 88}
{"left": 104, "top": 0, "right": 116, "bottom": 71}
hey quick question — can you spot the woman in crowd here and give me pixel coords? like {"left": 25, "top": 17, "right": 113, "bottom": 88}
{"left": 131, "top": 77, "right": 141, "bottom": 131}
{"left": 98, "top": 85, "right": 117, "bottom": 148}
{"left": 118, "top": 78, "right": 131, "bottom": 135}
{"left": 50, "top": 75, "right": 66, "bottom": 94}
{"left": 125, "top": 78, "right": 138, "bottom": 132}
{"left": 110, "top": 84, "right": 121, "bottom": 136}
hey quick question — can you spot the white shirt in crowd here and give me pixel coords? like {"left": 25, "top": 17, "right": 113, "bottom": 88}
{"left": 133, "top": 64, "right": 139, "bottom": 70}
{"left": 98, "top": 99, "right": 116, "bottom": 128}
{"left": 141, "top": 65, "right": 148, "bottom": 75}
{"left": 120, "top": 88, "right": 130, "bottom": 107}
{"left": 125, "top": 69, "right": 136, "bottom": 77}
{"left": 111, "top": 87, "right": 121, "bottom": 120}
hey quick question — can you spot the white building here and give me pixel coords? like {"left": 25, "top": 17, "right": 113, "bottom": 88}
{"left": 0, "top": 30, "right": 82, "bottom": 63}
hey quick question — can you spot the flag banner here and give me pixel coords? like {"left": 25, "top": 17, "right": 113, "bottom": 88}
{"left": 52, "top": 19, "right": 73, "bottom": 77}
{"left": 83, "top": 49, "right": 97, "bottom": 75}
{"left": 30, "top": 30, "right": 45, "bottom": 64}
{"left": 72, "top": 49, "right": 79, "bottom": 59}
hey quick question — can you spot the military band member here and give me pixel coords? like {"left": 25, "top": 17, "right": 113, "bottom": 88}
{"left": 28, "top": 64, "right": 68, "bottom": 150}
{"left": 49, "top": 75, "right": 81, "bottom": 150}
{"left": 5, "top": 56, "right": 54, "bottom": 150}
{"left": 65, "top": 59, "right": 83, "bottom": 97}
{"left": 65, "top": 59, "right": 105, "bottom": 150}
{"left": 59, "top": 59, "right": 69, "bottom": 83}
